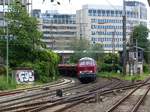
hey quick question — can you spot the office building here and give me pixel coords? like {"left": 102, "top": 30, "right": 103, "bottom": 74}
{"left": 0, "top": 0, "right": 31, "bottom": 27}
{"left": 76, "top": 1, "right": 147, "bottom": 52}
{"left": 38, "top": 10, "right": 76, "bottom": 50}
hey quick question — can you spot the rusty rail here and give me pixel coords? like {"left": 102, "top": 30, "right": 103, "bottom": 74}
{"left": 106, "top": 82, "right": 150, "bottom": 112}
{"left": 130, "top": 86, "right": 150, "bottom": 112}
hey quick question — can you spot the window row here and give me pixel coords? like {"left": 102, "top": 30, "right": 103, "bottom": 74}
{"left": 43, "top": 19, "right": 76, "bottom": 24}
{"left": 43, "top": 26, "right": 76, "bottom": 30}
{"left": 91, "top": 19, "right": 122, "bottom": 24}
{"left": 43, "top": 31, "right": 76, "bottom": 35}
{"left": 91, "top": 31, "right": 123, "bottom": 36}
{"left": 91, "top": 37, "right": 122, "bottom": 42}
{"left": 42, "top": 14, "right": 75, "bottom": 19}
{"left": 43, "top": 36, "right": 74, "bottom": 40}
{"left": 92, "top": 43, "right": 123, "bottom": 48}
{"left": 88, "top": 10, "right": 123, "bottom": 17}
{"left": 91, "top": 25, "right": 123, "bottom": 30}
{"left": 88, "top": 9, "right": 140, "bottom": 18}
{"left": 102, "top": 44, "right": 123, "bottom": 48}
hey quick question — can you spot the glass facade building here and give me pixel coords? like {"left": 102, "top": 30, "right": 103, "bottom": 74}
{"left": 39, "top": 10, "right": 76, "bottom": 50}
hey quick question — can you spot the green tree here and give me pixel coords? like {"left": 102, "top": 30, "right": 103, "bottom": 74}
{"left": 0, "top": 0, "right": 60, "bottom": 82}
{"left": 6, "top": 0, "right": 43, "bottom": 66}
{"left": 131, "top": 24, "right": 149, "bottom": 63}
{"left": 69, "top": 38, "right": 104, "bottom": 63}
{"left": 69, "top": 38, "right": 90, "bottom": 63}
{"left": 87, "top": 43, "right": 104, "bottom": 61}
{"left": 132, "top": 24, "right": 149, "bottom": 49}
{"left": 101, "top": 53, "right": 121, "bottom": 72}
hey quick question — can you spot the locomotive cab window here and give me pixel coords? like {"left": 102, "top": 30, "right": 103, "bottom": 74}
{"left": 79, "top": 60, "right": 95, "bottom": 66}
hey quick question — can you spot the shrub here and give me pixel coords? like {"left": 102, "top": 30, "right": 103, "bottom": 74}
{"left": 19, "top": 50, "right": 60, "bottom": 83}
{"left": 0, "top": 66, "right": 6, "bottom": 75}
{"left": 100, "top": 63, "right": 122, "bottom": 73}
{"left": 143, "top": 64, "right": 150, "bottom": 73}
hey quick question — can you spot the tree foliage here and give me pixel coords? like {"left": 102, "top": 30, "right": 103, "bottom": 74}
{"left": 132, "top": 24, "right": 149, "bottom": 49}
{"left": 69, "top": 38, "right": 90, "bottom": 62}
{"left": 131, "top": 24, "right": 149, "bottom": 63}
{"left": 69, "top": 38, "right": 104, "bottom": 63}
{"left": 101, "top": 53, "right": 121, "bottom": 72}
{"left": 87, "top": 43, "right": 104, "bottom": 61}
{"left": 0, "top": 0, "right": 60, "bottom": 82}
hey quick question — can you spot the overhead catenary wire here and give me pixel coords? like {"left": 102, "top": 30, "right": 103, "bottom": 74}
{"left": 105, "top": 0, "right": 119, "bottom": 10}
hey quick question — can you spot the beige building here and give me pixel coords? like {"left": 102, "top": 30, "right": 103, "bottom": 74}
{"left": 38, "top": 10, "right": 77, "bottom": 50}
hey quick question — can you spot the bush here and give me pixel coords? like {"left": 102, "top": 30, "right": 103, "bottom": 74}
{"left": 0, "top": 66, "right": 6, "bottom": 75}
{"left": 143, "top": 64, "right": 150, "bottom": 73}
{"left": 19, "top": 50, "right": 60, "bottom": 83}
{"left": 101, "top": 63, "right": 112, "bottom": 72}
{"left": 100, "top": 63, "right": 122, "bottom": 73}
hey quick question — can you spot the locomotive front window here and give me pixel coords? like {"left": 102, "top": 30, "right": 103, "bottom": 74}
{"left": 79, "top": 60, "right": 95, "bottom": 66}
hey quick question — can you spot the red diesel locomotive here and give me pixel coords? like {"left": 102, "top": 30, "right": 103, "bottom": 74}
{"left": 77, "top": 57, "right": 97, "bottom": 83}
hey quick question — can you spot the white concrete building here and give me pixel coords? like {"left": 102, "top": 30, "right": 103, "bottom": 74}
{"left": 0, "top": 0, "right": 31, "bottom": 34}
{"left": 76, "top": 1, "right": 147, "bottom": 52}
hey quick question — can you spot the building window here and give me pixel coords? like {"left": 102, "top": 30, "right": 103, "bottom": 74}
{"left": 106, "top": 10, "right": 110, "bottom": 16}
{"left": 102, "top": 10, "right": 105, "bottom": 16}
{"left": 111, "top": 10, "right": 114, "bottom": 16}
{"left": 93, "top": 10, "right": 96, "bottom": 16}
{"left": 88, "top": 10, "right": 92, "bottom": 16}
{"left": 98, "top": 10, "right": 101, "bottom": 16}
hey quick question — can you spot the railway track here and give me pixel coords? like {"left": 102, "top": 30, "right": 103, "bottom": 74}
{"left": 106, "top": 83, "right": 150, "bottom": 112}
{"left": 0, "top": 78, "right": 70, "bottom": 97}
{"left": 0, "top": 78, "right": 76, "bottom": 105}
{"left": 0, "top": 78, "right": 122, "bottom": 112}
{"left": 1, "top": 77, "right": 148, "bottom": 112}
{"left": 40, "top": 78, "right": 150, "bottom": 112}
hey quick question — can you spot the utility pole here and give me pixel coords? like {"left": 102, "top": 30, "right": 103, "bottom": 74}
{"left": 3, "top": 0, "right": 9, "bottom": 83}
{"left": 122, "top": 0, "right": 126, "bottom": 75}
{"left": 135, "top": 39, "right": 138, "bottom": 74}
{"left": 112, "top": 28, "right": 116, "bottom": 54}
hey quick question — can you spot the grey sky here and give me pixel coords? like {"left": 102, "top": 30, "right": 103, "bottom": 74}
{"left": 32, "top": 0, "right": 149, "bottom": 14}
{"left": 32, "top": 0, "right": 150, "bottom": 28}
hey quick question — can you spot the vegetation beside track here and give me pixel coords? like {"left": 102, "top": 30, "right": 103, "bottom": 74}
{"left": 0, "top": 0, "right": 60, "bottom": 91}
{"left": 0, "top": 75, "right": 62, "bottom": 90}
{"left": 97, "top": 72, "right": 150, "bottom": 81}
{"left": 0, "top": 76, "right": 16, "bottom": 90}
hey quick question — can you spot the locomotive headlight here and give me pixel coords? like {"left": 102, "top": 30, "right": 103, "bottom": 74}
{"left": 79, "top": 71, "right": 82, "bottom": 73}
{"left": 89, "top": 70, "right": 93, "bottom": 73}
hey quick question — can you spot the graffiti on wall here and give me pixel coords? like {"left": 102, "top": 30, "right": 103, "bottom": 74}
{"left": 15, "top": 70, "right": 34, "bottom": 84}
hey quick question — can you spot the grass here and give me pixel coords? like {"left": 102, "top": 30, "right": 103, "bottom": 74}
{"left": 16, "top": 75, "right": 62, "bottom": 90}
{"left": 97, "top": 72, "right": 150, "bottom": 81}
{"left": 0, "top": 75, "right": 61, "bottom": 91}
{"left": 0, "top": 75, "right": 17, "bottom": 90}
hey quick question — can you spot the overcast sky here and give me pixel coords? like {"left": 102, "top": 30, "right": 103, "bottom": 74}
{"left": 32, "top": 0, "right": 149, "bottom": 13}
{"left": 32, "top": 0, "right": 150, "bottom": 27}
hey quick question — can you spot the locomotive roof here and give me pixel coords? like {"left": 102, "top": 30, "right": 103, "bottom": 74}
{"left": 79, "top": 57, "right": 95, "bottom": 61}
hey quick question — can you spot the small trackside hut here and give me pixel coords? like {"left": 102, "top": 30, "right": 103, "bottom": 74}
{"left": 77, "top": 57, "right": 97, "bottom": 83}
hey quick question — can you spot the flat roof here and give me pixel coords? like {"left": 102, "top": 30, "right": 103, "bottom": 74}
{"left": 53, "top": 50, "right": 74, "bottom": 54}
{"left": 53, "top": 50, "right": 118, "bottom": 54}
